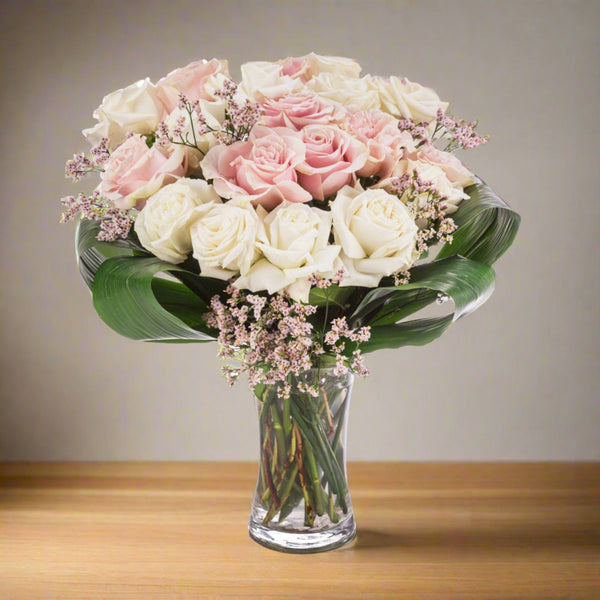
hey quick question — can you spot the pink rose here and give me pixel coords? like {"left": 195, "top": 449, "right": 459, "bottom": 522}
{"left": 279, "top": 57, "right": 310, "bottom": 82}
{"left": 260, "top": 90, "right": 345, "bottom": 130}
{"left": 296, "top": 125, "right": 368, "bottom": 201}
{"left": 345, "top": 109, "right": 414, "bottom": 179}
{"left": 157, "top": 59, "right": 229, "bottom": 112}
{"left": 279, "top": 54, "right": 362, "bottom": 82}
{"left": 416, "top": 145, "right": 473, "bottom": 187}
{"left": 200, "top": 125, "right": 311, "bottom": 210}
{"left": 99, "top": 135, "right": 186, "bottom": 209}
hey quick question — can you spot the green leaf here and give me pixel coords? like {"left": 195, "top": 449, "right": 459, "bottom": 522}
{"left": 92, "top": 256, "right": 216, "bottom": 342}
{"left": 352, "top": 256, "right": 494, "bottom": 326}
{"left": 350, "top": 286, "right": 435, "bottom": 327}
{"left": 308, "top": 284, "right": 354, "bottom": 309}
{"left": 150, "top": 278, "right": 210, "bottom": 330}
{"left": 353, "top": 256, "right": 495, "bottom": 353}
{"left": 436, "top": 177, "right": 520, "bottom": 265}
{"left": 361, "top": 315, "right": 455, "bottom": 352}
{"left": 75, "top": 219, "right": 146, "bottom": 289}
{"left": 171, "top": 269, "right": 229, "bottom": 305}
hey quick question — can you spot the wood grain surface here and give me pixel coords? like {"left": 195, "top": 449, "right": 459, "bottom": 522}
{"left": 1, "top": 462, "right": 599, "bottom": 599}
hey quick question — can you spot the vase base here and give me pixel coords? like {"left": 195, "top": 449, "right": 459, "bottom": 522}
{"left": 248, "top": 514, "right": 356, "bottom": 554}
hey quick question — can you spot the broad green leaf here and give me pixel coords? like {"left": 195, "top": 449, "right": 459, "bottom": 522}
{"left": 368, "top": 290, "right": 438, "bottom": 326}
{"left": 351, "top": 256, "right": 495, "bottom": 326}
{"left": 75, "top": 219, "right": 146, "bottom": 289}
{"left": 352, "top": 256, "right": 495, "bottom": 353}
{"left": 92, "top": 256, "right": 216, "bottom": 342}
{"left": 360, "top": 315, "right": 454, "bottom": 352}
{"left": 150, "top": 278, "right": 211, "bottom": 330}
{"left": 436, "top": 177, "right": 520, "bottom": 265}
{"left": 171, "top": 269, "right": 229, "bottom": 305}
{"left": 350, "top": 286, "right": 435, "bottom": 327}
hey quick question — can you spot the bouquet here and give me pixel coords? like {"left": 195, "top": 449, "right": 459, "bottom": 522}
{"left": 61, "top": 53, "right": 520, "bottom": 552}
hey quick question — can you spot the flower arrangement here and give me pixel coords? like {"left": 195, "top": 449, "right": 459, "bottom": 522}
{"left": 61, "top": 54, "right": 519, "bottom": 552}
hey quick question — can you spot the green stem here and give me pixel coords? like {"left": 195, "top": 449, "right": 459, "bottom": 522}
{"left": 295, "top": 425, "right": 314, "bottom": 526}
{"left": 259, "top": 387, "right": 275, "bottom": 419}
{"left": 263, "top": 461, "right": 299, "bottom": 525}
{"left": 278, "top": 482, "right": 303, "bottom": 523}
{"left": 262, "top": 447, "right": 280, "bottom": 512}
{"left": 282, "top": 395, "right": 292, "bottom": 438}
{"left": 330, "top": 393, "right": 348, "bottom": 453}
{"left": 290, "top": 399, "right": 348, "bottom": 513}
{"left": 303, "top": 397, "right": 349, "bottom": 510}
{"left": 327, "top": 492, "right": 340, "bottom": 523}
{"left": 270, "top": 401, "right": 287, "bottom": 469}
{"left": 303, "top": 443, "right": 325, "bottom": 517}
{"left": 259, "top": 461, "right": 268, "bottom": 506}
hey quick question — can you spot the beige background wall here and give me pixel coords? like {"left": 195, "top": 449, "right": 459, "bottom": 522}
{"left": 0, "top": 0, "right": 598, "bottom": 460}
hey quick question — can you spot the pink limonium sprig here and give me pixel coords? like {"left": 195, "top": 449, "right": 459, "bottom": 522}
{"left": 65, "top": 138, "right": 110, "bottom": 181}
{"left": 432, "top": 108, "right": 489, "bottom": 152}
{"left": 307, "top": 269, "right": 348, "bottom": 366}
{"left": 390, "top": 170, "right": 457, "bottom": 255}
{"left": 205, "top": 287, "right": 316, "bottom": 396}
{"left": 155, "top": 93, "right": 213, "bottom": 154}
{"left": 397, "top": 117, "right": 429, "bottom": 147}
{"left": 324, "top": 316, "right": 371, "bottom": 377}
{"left": 393, "top": 269, "right": 411, "bottom": 286}
{"left": 213, "top": 79, "right": 262, "bottom": 145}
{"left": 307, "top": 269, "right": 346, "bottom": 290}
{"left": 204, "top": 283, "right": 371, "bottom": 398}
{"left": 60, "top": 191, "right": 135, "bottom": 242}
{"left": 156, "top": 82, "right": 262, "bottom": 152}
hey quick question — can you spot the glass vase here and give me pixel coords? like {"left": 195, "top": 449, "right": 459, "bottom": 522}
{"left": 248, "top": 367, "right": 356, "bottom": 553}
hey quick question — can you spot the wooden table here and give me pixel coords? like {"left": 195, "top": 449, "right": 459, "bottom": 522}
{"left": 1, "top": 463, "right": 599, "bottom": 599}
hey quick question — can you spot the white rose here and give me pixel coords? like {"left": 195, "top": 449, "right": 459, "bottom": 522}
{"left": 83, "top": 78, "right": 165, "bottom": 148}
{"left": 135, "top": 178, "right": 220, "bottom": 264}
{"left": 234, "top": 201, "right": 340, "bottom": 302}
{"left": 305, "top": 54, "right": 362, "bottom": 78}
{"left": 370, "top": 76, "right": 449, "bottom": 123}
{"left": 307, "top": 73, "right": 380, "bottom": 111}
{"left": 239, "top": 61, "right": 304, "bottom": 100}
{"left": 331, "top": 185, "right": 418, "bottom": 287}
{"left": 190, "top": 198, "right": 260, "bottom": 280}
